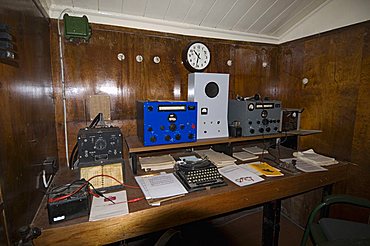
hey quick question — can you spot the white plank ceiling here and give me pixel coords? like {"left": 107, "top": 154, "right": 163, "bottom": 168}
{"left": 45, "top": 0, "right": 368, "bottom": 43}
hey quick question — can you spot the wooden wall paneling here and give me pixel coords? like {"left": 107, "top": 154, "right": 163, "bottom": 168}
{"left": 344, "top": 22, "right": 370, "bottom": 221}
{"left": 0, "top": 0, "right": 57, "bottom": 243}
{"left": 277, "top": 43, "right": 305, "bottom": 109}
{"left": 278, "top": 22, "right": 370, "bottom": 226}
{"left": 233, "top": 44, "right": 278, "bottom": 100}
{"left": 143, "top": 36, "right": 182, "bottom": 101}
{"left": 298, "top": 27, "right": 364, "bottom": 161}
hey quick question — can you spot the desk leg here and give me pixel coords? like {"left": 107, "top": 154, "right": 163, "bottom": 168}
{"left": 131, "top": 154, "right": 138, "bottom": 175}
{"left": 262, "top": 200, "right": 281, "bottom": 246}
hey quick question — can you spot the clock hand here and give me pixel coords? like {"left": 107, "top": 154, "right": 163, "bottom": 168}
{"left": 194, "top": 50, "right": 201, "bottom": 59}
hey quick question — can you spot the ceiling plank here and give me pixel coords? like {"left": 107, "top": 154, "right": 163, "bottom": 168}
{"left": 145, "top": 0, "right": 172, "bottom": 18}
{"left": 259, "top": 0, "right": 312, "bottom": 35}
{"left": 248, "top": 0, "right": 296, "bottom": 33}
{"left": 164, "top": 0, "right": 194, "bottom": 22}
{"left": 216, "top": 0, "right": 258, "bottom": 30}
{"left": 183, "top": 0, "right": 216, "bottom": 25}
{"left": 232, "top": 0, "right": 277, "bottom": 32}
{"left": 272, "top": 0, "right": 326, "bottom": 36}
{"left": 200, "top": 0, "right": 238, "bottom": 28}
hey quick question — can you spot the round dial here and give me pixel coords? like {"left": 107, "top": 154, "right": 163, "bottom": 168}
{"left": 95, "top": 139, "right": 107, "bottom": 151}
{"left": 182, "top": 42, "right": 211, "bottom": 72}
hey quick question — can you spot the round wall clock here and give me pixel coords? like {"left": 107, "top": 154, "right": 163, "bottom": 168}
{"left": 182, "top": 41, "right": 211, "bottom": 72}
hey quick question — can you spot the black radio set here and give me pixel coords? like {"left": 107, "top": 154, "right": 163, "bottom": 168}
{"left": 228, "top": 99, "right": 282, "bottom": 137}
{"left": 77, "top": 126, "right": 123, "bottom": 167}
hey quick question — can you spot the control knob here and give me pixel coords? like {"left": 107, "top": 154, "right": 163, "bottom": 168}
{"left": 165, "top": 135, "right": 171, "bottom": 141}
{"left": 169, "top": 123, "right": 177, "bottom": 131}
{"left": 150, "top": 136, "right": 157, "bottom": 142}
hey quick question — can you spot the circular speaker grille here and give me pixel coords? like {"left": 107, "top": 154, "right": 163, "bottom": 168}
{"left": 205, "top": 82, "right": 219, "bottom": 98}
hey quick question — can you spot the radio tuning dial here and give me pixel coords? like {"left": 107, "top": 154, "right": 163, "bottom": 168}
{"left": 95, "top": 139, "right": 107, "bottom": 150}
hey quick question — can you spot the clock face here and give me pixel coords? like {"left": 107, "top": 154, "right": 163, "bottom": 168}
{"left": 183, "top": 42, "right": 211, "bottom": 72}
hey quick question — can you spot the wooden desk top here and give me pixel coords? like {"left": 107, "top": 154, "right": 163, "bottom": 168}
{"left": 32, "top": 159, "right": 351, "bottom": 246}
{"left": 125, "top": 133, "right": 295, "bottom": 153}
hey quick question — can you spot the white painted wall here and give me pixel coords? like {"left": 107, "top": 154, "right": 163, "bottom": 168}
{"left": 279, "top": 0, "right": 370, "bottom": 43}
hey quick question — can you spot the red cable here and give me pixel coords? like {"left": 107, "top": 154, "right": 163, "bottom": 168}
{"left": 86, "top": 174, "right": 140, "bottom": 189}
{"left": 48, "top": 174, "right": 141, "bottom": 203}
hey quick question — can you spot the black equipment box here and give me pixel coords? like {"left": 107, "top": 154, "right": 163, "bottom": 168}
{"left": 228, "top": 99, "right": 281, "bottom": 137}
{"left": 279, "top": 108, "right": 302, "bottom": 132}
{"left": 77, "top": 126, "right": 123, "bottom": 167}
{"left": 47, "top": 181, "right": 91, "bottom": 224}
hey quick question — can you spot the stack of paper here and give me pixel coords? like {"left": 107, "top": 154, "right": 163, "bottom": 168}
{"left": 219, "top": 164, "right": 264, "bottom": 187}
{"left": 232, "top": 151, "right": 259, "bottom": 161}
{"left": 195, "top": 149, "right": 236, "bottom": 168}
{"left": 248, "top": 162, "right": 284, "bottom": 177}
{"left": 135, "top": 173, "right": 188, "bottom": 206}
{"left": 89, "top": 190, "right": 129, "bottom": 221}
{"left": 280, "top": 158, "right": 327, "bottom": 173}
{"left": 242, "top": 146, "right": 268, "bottom": 155}
{"left": 293, "top": 149, "right": 338, "bottom": 166}
{"left": 139, "top": 154, "right": 176, "bottom": 171}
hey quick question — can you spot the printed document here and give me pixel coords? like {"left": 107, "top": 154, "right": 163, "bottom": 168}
{"left": 219, "top": 164, "right": 264, "bottom": 187}
{"left": 135, "top": 173, "right": 188, "bottom": 200}
{"left": 89, "top": 190, "right": 129, "bottom": 221}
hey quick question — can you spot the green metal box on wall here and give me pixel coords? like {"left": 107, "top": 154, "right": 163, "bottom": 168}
{"left": 63, "top": 14, "right": 91, "bottom": 41}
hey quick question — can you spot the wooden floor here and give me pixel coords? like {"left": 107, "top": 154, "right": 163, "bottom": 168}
{"left": 114, "top": 208, "right": 308, "bottom": 246}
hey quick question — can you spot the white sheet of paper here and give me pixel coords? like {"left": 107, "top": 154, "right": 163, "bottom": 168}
{"left": 135, "top": 173, "right": 188, "bottom": 199}
{"left": 219, "top": 164, "right": 264, "bottom": 187}
{"left": 89, "top": 190, "right": 129, "bottom": 221}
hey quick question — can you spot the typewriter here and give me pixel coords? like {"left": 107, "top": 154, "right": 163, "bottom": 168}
{"left": 174, "top": 157, "right": 226, "bottom": 192}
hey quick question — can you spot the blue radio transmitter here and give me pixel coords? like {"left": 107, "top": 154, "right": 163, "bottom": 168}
{"left": 136, "top": 101, "right": 197, "bottom": 146}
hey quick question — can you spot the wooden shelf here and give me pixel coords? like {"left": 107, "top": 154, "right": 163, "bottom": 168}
{"left": 125, "top": 133, "right": 294, "bottom": 153}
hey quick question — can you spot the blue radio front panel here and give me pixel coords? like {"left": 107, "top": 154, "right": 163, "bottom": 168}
{"left": 137, "top": 101, "right": 197, "bottom": 146}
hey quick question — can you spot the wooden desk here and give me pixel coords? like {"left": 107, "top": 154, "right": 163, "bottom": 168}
{"left": 32, "top": 160, "right": 351, "bottom": 246}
